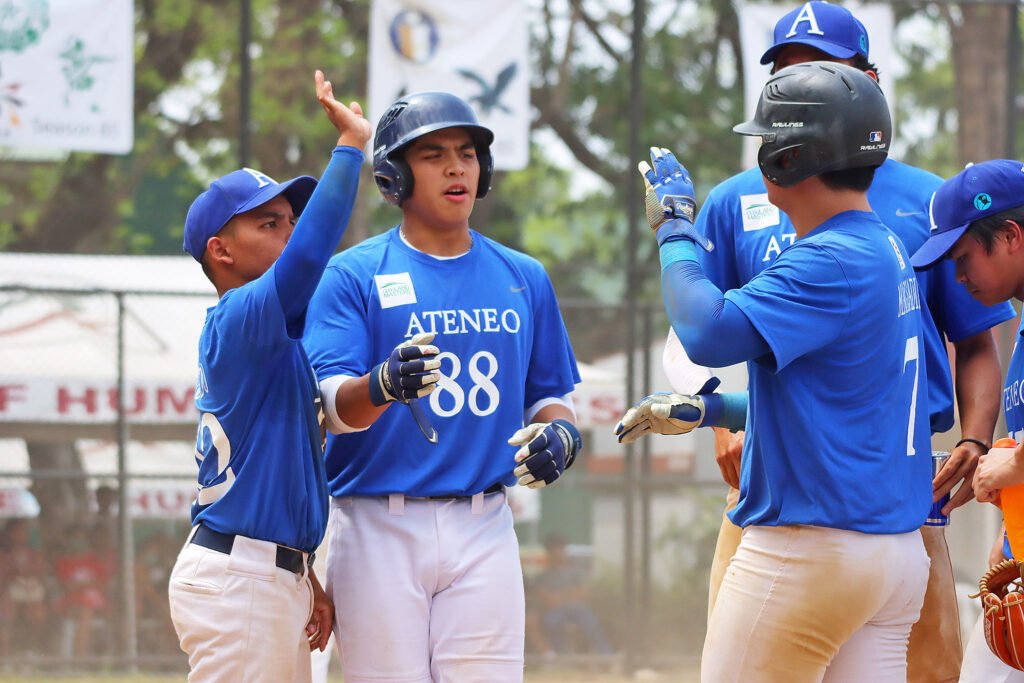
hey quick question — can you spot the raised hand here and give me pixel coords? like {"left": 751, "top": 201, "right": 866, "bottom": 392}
{"left": 314, "top": 69, "right": 372, "bottom": 150}
{"left": 637, "top": 147, "right": 713, "bottom": 251}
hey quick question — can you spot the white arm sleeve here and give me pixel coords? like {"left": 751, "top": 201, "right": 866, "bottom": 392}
{"left": 525, "top": 393, "right": 576, "bottom": 424}
{"left": 319, "top": 374, "right": 371, "bottom": 435}
{"left": 663, "top": 328, "right": 719, "bottom": 394}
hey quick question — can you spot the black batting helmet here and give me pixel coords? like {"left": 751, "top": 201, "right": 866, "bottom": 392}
{"left": 733, "top": 61, "right": 890, "bottom": 187}
{"left": 372, "top": 91, "right": 495, "bottom": 205}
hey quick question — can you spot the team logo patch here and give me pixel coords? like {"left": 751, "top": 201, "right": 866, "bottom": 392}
{"left": 869, "top": 131, "right": 883, "bottom": 143}
{"left": 740, "top": 193, "right": 780, "bottom": 232}
{"left": 375, "top": 272, "right": 417, "bottom": 309}
{"left": 974, "top": 192, "right": 993, "bottom": 211}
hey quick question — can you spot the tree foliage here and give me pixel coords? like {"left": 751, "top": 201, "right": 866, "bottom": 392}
{"left": 0, "top": 0, "right": 1014, "bottom": 297}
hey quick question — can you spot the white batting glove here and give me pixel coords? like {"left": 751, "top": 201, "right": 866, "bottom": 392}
{"left": 613, "top": 393, "right": 705, "bottom": 444}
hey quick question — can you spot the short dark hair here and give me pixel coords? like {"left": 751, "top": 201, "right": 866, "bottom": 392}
{"left": 818, "top": 165, "right": 879, "bottom": 192}
{"left": 770, "top": 54, "right": 880, "bottom": 81}
{"left": 967, "top": 207, "right": 1024, "bottom": 252}
{"left": 850, "top": 55, "right": 880, "bottom": 82}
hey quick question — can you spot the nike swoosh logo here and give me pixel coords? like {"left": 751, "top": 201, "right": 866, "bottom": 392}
{"left": 895, "top": 209, "right": 922, "bottom": 217}
{"left": 510, "top": 285, "right": 526, "bottom": 293}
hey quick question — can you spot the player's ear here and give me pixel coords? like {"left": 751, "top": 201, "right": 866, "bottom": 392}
{"left": 1003, "top": 220, "right": 1024, "bottom": 253}
{"left": 206, "top": 235, "right": 234, "bottom": 266}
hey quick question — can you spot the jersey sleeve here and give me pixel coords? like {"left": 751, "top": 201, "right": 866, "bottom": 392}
{"left": 302, "top": 263, "right": 373, "bottom": 381}
{"left": 929, "top": 257, "right": 1015, "bottom": 342}
{"left": 724, "top": 243, "right": 851, "bottom": 373}
{"left": 215, "top": 267, "right": 291, "bottom": 352}
{"left": 274, "top": 146, "right": 363, "bottom": 334}
{"left": 696, "top": 188, "right": 741, "bottom": 292}
{"left": 523, "top": 265, "right": 581, "bottom": 410}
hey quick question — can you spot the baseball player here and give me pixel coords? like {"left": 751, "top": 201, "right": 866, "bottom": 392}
{"left": 618, "top": 62, "right": 931, "bottom": 681}
{"left": 302, "top": 91, "right": 582, "bottom": 682}
{"left": 661, "top": 4, "right": 1013, "bottom": 681}
{"left": 167, "top": 71, "right": 371, "bottom": 682}
{"left": 912, "top": 159, "right": 1024, "bottom": 683}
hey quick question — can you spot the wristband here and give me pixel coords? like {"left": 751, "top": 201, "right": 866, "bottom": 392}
{"left": 368, "top": 362, "right": 390, "bottom": 406}
{"left": 955, "top": 437, "right": 990, "bottom": 452}
{"left": 551, "top": 419, "right": 582, "bottom": 470}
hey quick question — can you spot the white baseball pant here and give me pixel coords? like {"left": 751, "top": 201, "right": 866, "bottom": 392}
{"left": 960, "top": 610, "right": 1024, "bottom": 682}
{"left": 327, "top": 491, "right": 524, "bottom": 683}
{"left": 168, "top": 531, "right": 314, "bottom": 683}
{"left": 702, "top": 524, "right": 929, "bottom": 683}
{"left": 706, "top": 492, "right": 963, "bottom": 681}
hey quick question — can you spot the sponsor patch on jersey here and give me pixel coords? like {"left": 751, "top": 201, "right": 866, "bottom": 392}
{"left": 740, "top": 193, "right": 780, "bottom": 232}
{"left": 888, "top": 235, "right": 906, "bottom": 270}
{"left": 374, "top": 272, "right": 417, "bottom": 309}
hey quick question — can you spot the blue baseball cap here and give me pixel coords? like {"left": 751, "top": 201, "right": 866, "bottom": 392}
{"left": 760, "top": 2, "right": 870, "bottom": 66}
{"left": 911, "top": 159, "right": 1024, "bottom": 268}
{"left": 183, "top": 168, "right": 317, "bottom": 262}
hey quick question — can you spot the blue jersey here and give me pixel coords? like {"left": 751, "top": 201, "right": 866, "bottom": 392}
{"left": 1005, "top": 316, "right": 1024, "bottom": 445}
{"left": 725, "top": 211, "right": 932, "bottom": 533}
{"left": 303, "top": 228, "right": 581, "bottom": 498}
{"left": 698, "top": 159, "right": 1015, "bottom": 434}
{"left": 190, "top": 267, "right": 328, "bottom": 552}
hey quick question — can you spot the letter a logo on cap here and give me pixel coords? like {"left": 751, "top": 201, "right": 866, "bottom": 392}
{"left": 242, "top": 168, "right": 275, "bottom": 188}
{"left": 786, "top": 2, "right": 825, "bottom": 37}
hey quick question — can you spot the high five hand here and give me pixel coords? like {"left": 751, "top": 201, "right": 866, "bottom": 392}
{"left": 637, "top": 147, "right": 713, "bottom": 250}
{"left": 314, "top": 70, "right": 372, "bottom": 150}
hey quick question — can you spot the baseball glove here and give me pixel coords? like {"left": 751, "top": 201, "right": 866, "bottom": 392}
{"left": 976, "top": 558, "right": 1024, "bottom": 670}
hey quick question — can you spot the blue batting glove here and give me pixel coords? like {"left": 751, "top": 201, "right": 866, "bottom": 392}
{"left": 369, "top": 333, "right": 441, "bottom": 406}
{"left": 638, "top": 147, "right": 713, "bottom": 251}
{"left": 510, "top": 419, "right": 582, "bottom": 489}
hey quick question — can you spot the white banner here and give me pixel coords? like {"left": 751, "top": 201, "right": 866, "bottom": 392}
{"left": 0, "top": 378, "right": 196, "bottom": 424}
{"left": 0, "top": 0, "right": 134, "bottom": 154}
{"left": 368, "top": 0, "right": 529, "bottom": 170}
{"left": 736, "top": 2, "right": 895, "bottom": 168}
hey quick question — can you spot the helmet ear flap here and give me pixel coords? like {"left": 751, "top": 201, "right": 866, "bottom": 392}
{"left": 476, "top": 147, "right": 494, "bottom": 199}
{"left": 758, "top": 143, "right": 807, "bottom": 188}
{"left": 373, "top": 157, "right": 413, "bottom": 205}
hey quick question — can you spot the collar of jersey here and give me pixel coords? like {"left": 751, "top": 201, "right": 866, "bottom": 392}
{"left": 391, "top": 226, "right": 480, "bottom": 265}
{"left": 801, "top": 209, "right": 879, "bottom": 241}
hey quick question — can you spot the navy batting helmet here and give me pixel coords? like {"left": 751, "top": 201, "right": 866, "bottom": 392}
{"left": 372, "top": 91, "right": 495, "bottom": 205}
{"left": 733, "top": 61, "right": 890, "bottom": 187}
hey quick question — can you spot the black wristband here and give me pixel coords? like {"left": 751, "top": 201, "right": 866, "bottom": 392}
{"left": 955, "top": 437, "right": 990, "bottom": 452}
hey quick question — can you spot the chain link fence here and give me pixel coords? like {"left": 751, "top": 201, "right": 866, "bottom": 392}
{"left": 1, "top": 272, "right": 1018, "bottom": 677}
{"left": 0, "top": 282, "right": 735, "bottom": 676}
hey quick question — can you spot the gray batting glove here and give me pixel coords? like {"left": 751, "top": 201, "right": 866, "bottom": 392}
{"left": 613, "top": 393, "right": 705, "bottom": 444}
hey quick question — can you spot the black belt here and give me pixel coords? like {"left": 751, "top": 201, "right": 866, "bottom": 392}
{"left": 418, "top": 483, "right": 505, "bottom": 501}
{"left": 190, "top": 525, "right": 309, "bottom": 576}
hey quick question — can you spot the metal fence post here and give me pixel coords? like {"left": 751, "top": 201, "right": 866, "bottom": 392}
{"left": 116, "top": 293, "right": 138, "bottom": 671}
